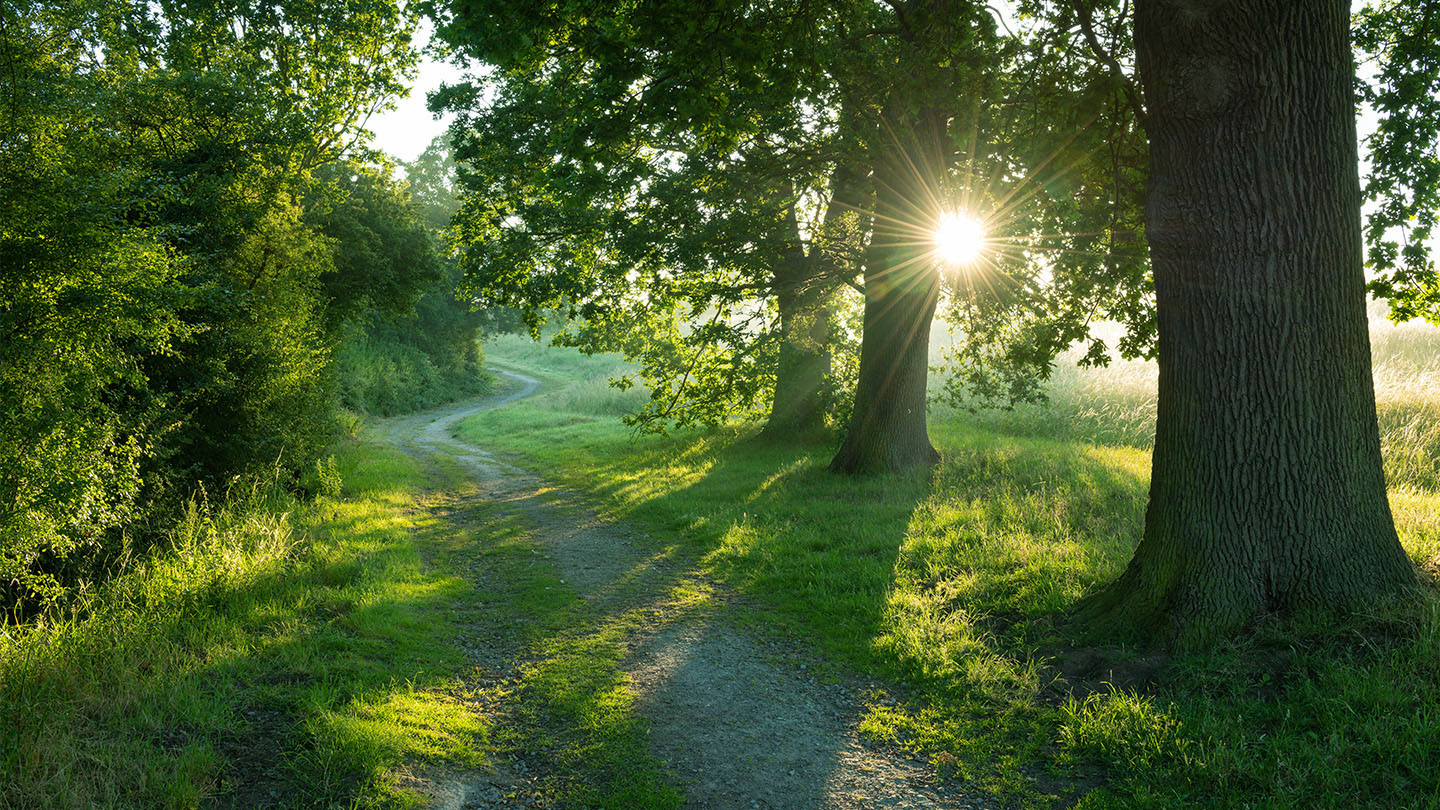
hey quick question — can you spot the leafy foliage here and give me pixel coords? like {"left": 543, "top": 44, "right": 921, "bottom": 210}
{"left": 938, "top": 0, "right": 1150, "bottom": 411}
{"left": 431, "top": 0, "right": 1155, "bottom": 435}
{"left": 310, "top": 161, "right": 443, "bottom": 330}
{"left": 1, "top": 0, "right": 191, "bottom": 608}
{"left": 429, "top": 0, "right": 889, "bottom": 431}
{"left": 334, "top": 138, "right": 489, "bottom": 416}
{"left": 0, "top": 0, "right": 476, "bottom": 613}
{"left": 1356, "top": 1, "right": 1440, "bottom": 323}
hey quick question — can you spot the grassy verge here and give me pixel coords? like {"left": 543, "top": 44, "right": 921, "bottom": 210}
{"left": 462, "top": 332, "right": 1440, "bottom": 809}
{"left": 1, "top": 440, "right": 485, "bottom": 809}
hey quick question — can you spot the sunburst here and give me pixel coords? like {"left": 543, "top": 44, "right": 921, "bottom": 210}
{"left": 933, "top": 211, "right": 987, "bottom": 266}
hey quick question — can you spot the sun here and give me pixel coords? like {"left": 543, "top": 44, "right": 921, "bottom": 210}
{"left": 933, "top": 211, "right": 986, "bottom": 266}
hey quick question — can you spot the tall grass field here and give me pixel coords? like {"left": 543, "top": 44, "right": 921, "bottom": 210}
{"left": 933, "top": 316, "right": 1440, "bottom": 493}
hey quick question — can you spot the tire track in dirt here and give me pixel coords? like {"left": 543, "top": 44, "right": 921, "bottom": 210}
{"left": 383, "top": 368, "right": 999, "bottom": 810}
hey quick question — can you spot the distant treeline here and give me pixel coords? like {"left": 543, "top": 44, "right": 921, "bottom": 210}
{"left": 334, "top": 144, "right": 490, "bottom": 419}
{"left": 0, "top": 2, "right": 481, "bottom": 616}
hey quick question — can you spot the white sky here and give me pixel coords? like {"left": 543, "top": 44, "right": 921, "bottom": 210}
{"left": 368, "top": 23, "right": 465, "bottom": 163}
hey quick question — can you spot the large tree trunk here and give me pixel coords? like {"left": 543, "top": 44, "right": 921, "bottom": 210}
{"left": 829, "top": 108, "right": 945, "bottom": 475}
{"left": 1081, "top": 0, "right": 1418, "bottom": 645}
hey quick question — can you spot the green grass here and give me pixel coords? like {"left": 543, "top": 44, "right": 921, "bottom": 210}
{"left": 0, "top": 443, "right": 486, "bottom": 809}
{"left": 0, "top": 359, "right": 691, "bottom": 810}
{"left": 484, "top": 333, "right": 647, "bottom": 418}
{"left": 11, "top": 322, "right": 1435, "bottom": 809}
{"left": 438, "top": 494, "right": 688, "bottom": 810}
{"left": 463, "top": 325, "right": 1440, "bottom": 809}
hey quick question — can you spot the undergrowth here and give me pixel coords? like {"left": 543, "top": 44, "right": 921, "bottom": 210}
{"left": 337, "top": 336, "right": 493, "bottom": 417}
{"left": 0, "top": 442, "right": 484, "bottom": 809}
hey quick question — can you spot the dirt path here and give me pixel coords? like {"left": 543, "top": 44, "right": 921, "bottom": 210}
{"left": 382, "top": 369, "right": 998, "bottom": 810}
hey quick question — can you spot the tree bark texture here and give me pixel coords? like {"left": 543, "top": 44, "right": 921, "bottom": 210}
{"left": 1083, "top": 0, "right": 1418, "bottom": 644}
{"left": 830, "top": 106, "right": 945, "bottom": 474}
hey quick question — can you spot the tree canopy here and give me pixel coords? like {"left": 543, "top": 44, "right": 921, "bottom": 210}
{"left": 429, "top": 0, "right": 1153, "bottom": 450}
{"left": 427, "top": 0, "right": 883, "bottom": 432}
{"left": 1356, "top": 0, "right": 1440, "bottom": 324}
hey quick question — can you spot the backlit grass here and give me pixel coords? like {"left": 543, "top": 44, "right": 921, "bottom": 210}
{"left": 0, "top": 442, "right": 486, "bottom": 810}
{"left": 934, "top": 316, "right": 1440, "bottom": 492}
{"left": 463, "top": 326, "right": 1440, "bottom": 809}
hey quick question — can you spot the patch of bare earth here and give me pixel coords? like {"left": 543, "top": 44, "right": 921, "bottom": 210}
{"left": 386, "top": 369, "right": 1000, "bottom": 810}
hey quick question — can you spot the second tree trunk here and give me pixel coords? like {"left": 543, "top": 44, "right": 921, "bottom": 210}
{"left": 830, "top": 106, "right": 946, "bottom": 475}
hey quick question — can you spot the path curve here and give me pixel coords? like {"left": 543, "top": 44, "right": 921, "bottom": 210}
{"left": 380, "top": 369, "right": 997, "bottom": 810}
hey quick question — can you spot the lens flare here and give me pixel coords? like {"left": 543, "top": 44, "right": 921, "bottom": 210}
{"left": 933, "top": 212, "right": 986, "bottom": 266}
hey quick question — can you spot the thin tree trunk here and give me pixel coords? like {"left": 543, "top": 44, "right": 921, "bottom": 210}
{"left": 830, "top": 106, "right": 945, "bottom": 474}
{"left": 762, "top": 158, "right": 869, "bottom": 439}
{"left": 1080, "top": 0, "right": 1417, "bottom": 645}
{"left": 764, "top": 277, "right": 833, "bottom": 437}
{"left": 764, "top": 205, "right": 832, "bottom": 436}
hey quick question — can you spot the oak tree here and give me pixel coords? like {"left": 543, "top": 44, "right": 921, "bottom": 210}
{"left": 430, "top": 0, "right": 876, "bottom": 434}
{"left": 1079, "top": 0, "right": 1419, "bottom": 644}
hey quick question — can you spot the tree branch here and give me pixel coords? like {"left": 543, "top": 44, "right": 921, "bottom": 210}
{"left": 1073, "top": 0, "right": 1147, "bottom": 129}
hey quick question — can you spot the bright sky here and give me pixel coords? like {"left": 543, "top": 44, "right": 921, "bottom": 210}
{"left": 368, "top": 23, "right": 466, "bottom": 163}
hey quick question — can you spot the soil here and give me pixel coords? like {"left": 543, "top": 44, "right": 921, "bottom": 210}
{"left": 382, "top": 369, "right": 1000, "bottom": 810}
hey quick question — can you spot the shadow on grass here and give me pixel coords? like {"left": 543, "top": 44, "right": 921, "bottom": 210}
{"left": 416, "top": 484, "right": 697, "bottom": 809}
{"left": 421, "top": 439, "right": 948, "bottom": 809}
{"left": 189, "top": 502, "right": 484, "bottom": 809}
{"left": 454, "top": 396, "right": 1163, "bottom": 803}
{"left": 486, "top": 414, "right": 1152, "bottom": 667}
{"left": 471, "top": 341, "right": 1440, "bottom": 808}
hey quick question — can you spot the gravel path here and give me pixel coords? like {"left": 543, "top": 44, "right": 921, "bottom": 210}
{"left": 382, "top": 369, "right": 998, "bottom": 810}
